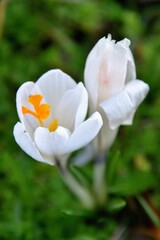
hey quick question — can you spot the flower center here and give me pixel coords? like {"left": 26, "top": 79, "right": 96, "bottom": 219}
{"left": 22, "top": 94, "right": 58, "bottom": 132}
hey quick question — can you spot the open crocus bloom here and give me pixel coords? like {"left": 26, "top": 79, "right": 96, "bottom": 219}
{"left": 84, "top": 35, "right": 149, "bottom": 152}
{"left": 13, "top": 69, "right": 103, "bottom": 165}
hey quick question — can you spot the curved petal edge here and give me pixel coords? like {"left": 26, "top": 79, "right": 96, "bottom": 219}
{"left": 63, "top": 112, "right": 103, "bottom": 155}
{"left": 13, "top": 122, "right": 53, "bottom": 165}
{"left": 100, "top": 80, "right": 149, "bottom": 129}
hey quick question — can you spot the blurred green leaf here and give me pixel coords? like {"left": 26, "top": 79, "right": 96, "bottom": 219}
{"left": 62, "top": 209, "right": 92, "bottom": 218}
{"left": 108, "top": 171, "right": 156, "bottom": 196}
{"left": 107, "top": 198, "right": 126, "bottom": 212}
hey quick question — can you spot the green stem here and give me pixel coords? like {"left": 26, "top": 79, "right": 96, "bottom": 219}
{"left": 93, "top": 152, "right": 107, "bottom": 206}
{"left": 137, "top": 195, "right": 160, "bottom": 228}
{"left": 107, "top": 150, "right": 120, "bottom": 184}
{"left": 56, "top": 158, "right": 95, "bottom": 210}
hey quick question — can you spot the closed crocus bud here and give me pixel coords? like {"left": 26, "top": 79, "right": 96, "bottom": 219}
{"left": 13, "top": 69, "right": 103, "bottom": 165}
{"left": 84, "top": 35, "right": 149, "bottom": 153}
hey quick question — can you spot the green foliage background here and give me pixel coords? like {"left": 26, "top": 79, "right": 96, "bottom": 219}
{"left": 0, "top": 0, "right": 160, "bottom": 239}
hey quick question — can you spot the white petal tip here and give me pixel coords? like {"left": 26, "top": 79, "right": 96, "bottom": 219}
{"left": 92, "top": 111, "right": 103, "bottom": 127}
{"left": 107, "top": 34, "right": 112, "bottom": 41}
{"left": 118, "top": 38, "right": 131, "bottom": 48}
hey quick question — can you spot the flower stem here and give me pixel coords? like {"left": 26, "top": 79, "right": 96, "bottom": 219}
{"left": 55, "top": 158, "right": 95, "bottom": 210}
{"left": 93, "top": 152, "right": 107, "bottom": 206}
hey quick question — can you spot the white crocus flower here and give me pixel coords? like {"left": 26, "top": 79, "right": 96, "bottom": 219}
{"left": 84, "top": 34, "right": 149, "bottom": 153}
{"left": 13, "top": 69, "right": 103, "bottom": 166}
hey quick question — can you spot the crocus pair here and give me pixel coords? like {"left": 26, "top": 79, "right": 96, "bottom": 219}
{"left": 13, "top": 35, "right": 149, "bottom": 165}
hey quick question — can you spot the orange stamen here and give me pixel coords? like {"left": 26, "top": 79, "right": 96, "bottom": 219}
{"left": 22, "top": 94, "right": 50, "bottom": 126}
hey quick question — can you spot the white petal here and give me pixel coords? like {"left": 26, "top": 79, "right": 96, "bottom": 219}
{"left": 16, "top": 82, "right": 34, "bottom": 122}
{"left": 125, "top": 57, "right": 136, "bottom": 84}
{"left": 118, "top": 38, "right": 131, "bottom": 48}
{"left": 63, "top": 112, "right": 103, "bottom": 154}
{"left": 100, "top": 79, "right": 150, "bottom": 129}
{"left": 84, "top": 37, "right": 108, "bottom": 110}
{"left": 16, "top": 82, "right": 42, "bottom": 138}
{"left": 36, "top": 69, "right": 76, "bottom": 120}
{"left": 34, "top": 126, "right": 71, "bottom": 157}
{"left": 118, "top": 38, "right": 136, "bottom": 83}
{"left": 13, "top": 122, "right": 53, "bottom": 165}
{"left": 56, "top": 82, "right": 88, "bottom": 131}
{"left": 84, "top": 36, "right": 132, "bottom": 109}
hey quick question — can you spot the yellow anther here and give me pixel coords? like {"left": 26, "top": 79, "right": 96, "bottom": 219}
{"left": 28, "top": 95, "right": 43, "bottom": 112}
{"left": 22, "top": 94, "right": 59, "bottom": 131}
{"left": 49, "top": 118, "right": 59, "bottom": 132}
{"left": 22, "top": 94, "right": 50, "bottom": 126}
